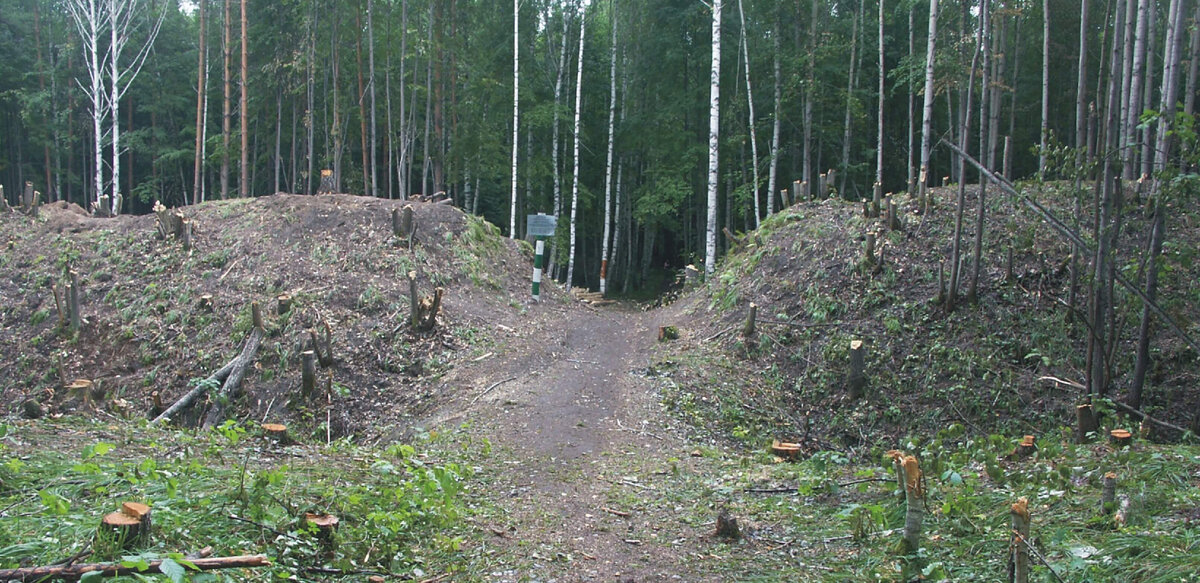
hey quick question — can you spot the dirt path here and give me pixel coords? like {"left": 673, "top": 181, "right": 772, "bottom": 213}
{"left": 428, "top": 301, "right": 717, "bottom": 582}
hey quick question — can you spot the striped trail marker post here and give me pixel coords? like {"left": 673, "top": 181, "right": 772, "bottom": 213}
{"left": 526, "top": 213, "right": 557, "bottom": 303}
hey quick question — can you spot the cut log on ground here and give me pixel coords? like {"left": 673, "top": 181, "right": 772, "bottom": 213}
{"left": 200, "top": 325, "right": 266, "bottom": 429}
{"left": 0, "top": 555, "right": 269, "bottom": 581}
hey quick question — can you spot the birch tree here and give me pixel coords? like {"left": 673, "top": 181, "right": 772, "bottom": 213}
{"left": 567, "top": 8, "right": 586, "bottom": 287}
{"left": 510, "top": 0, "right": 520, "bottom": 238}
{"left": 192, "top": 0, "right": 207, "bottom": 205}
{"left": 704, "top": 0, "right": 722, "bottom": 276}
{"left": 918, "top": 0, "right": 940, "bottom": 207}
{"left": 767, "top": 11, "right": 781, "bottom": 216}
{"left": 876, "top": 0, "right": 884, "bottom": 187}
{"left": 601, "top": 3, "right": 618, "bottom": 295}
{"left": 737, "top": 0, "right": 760, "bottom": 227}
{"left": 1038, "top": 0, "right": 1049, "bottom": 177}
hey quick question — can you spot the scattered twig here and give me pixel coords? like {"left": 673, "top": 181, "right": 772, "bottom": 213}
{"left": 822, "top": 527, "right": 901, "bottom": 543}
{"left": 227, "top": 514, "right": 296, "bottom": 540}
{"left": 615, "top": 419, "right": 665, "bottom": 441}
{"left": 218, "top": 256, "right": 245, "bottom": 281}
{"left": 473, "top": 352, "right": 494, "bottom": 362}
{"left": 601, "top": 506, "right": 631, "bottom": 518}
{"left": 566, "top": 358, "right": 598, "bottom": 365}
{"left": 419, "top": 573, "right": 452, "bottom": 583}
{"left": 703, "top": 326, "right": 734, "bottom": 342}
{"left": 301, "top": 567, "right": 392, "bottom": 578}
{"left": 1012, "top": 530, "right": 1066, "bottom": 583}
{"left": 605, "top": 478, "right": 656, "bottom": 492}
{"left": 0, "top": 555, "right": 270, "bottom": 581}
{"left": 470, "top": 376, "right": 517, "bottom": 405}
{"left": 622, "top": 539, "right": 642, "bottom": 545}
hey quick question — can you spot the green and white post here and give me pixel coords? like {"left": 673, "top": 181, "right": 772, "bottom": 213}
{"left": 526, "top": 213, "right": 557, "bottom": 303}
{"left": 532, "top": 237, "right": 546, "bottom": 302}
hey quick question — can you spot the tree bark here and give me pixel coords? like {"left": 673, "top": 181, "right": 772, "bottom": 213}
{"left": 193, "top": 0, "right": 207, "bottom": 205}
{"left": 239, "top": 0, "right": 248, "bottom": 198}
{"left": 1039, "top": 0, "right": 1050, "bottom": 177}
{"left": 704, "top": 0, "right": 722, "bottom": 276}
{"left": 918, "top": 0, "right": 940, "bottom": 210}
{"left": 222, "top": 0, "right": 231, "bottom": 199}
{"left": 601, "top": 7, "right": 619, "bottom": 295}
{"left": 1129, "top": 203, "right": 1164, "bottom": 409}
{"left": 737, "top": 0, "right": 761, "bottom": 228}
{"left": 876, "top": 0, "right": 884, "bottom": 187}
{"left": 510, "top": 0, "right": 520, "bottom": 237}
{"left": 568, "top": 8, "right": 586, "bottom": 288}
{"left": 767, "top": 11, "right": 781, "bottom": 216}
{"left": 367, "top": 0, "right": 378, "bottom": 198}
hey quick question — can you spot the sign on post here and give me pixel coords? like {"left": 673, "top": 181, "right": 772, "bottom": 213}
{"left": 527, "top": 214, "right": 556, "bottom": 302}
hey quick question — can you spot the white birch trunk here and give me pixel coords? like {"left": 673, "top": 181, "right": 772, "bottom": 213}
{"left": 1124, "top": 0, "right": 1150, "bottom": 180}
{"left": 918, "top": 0, "right": 940, "bottom": 190}
{"left": 705, "top": 0, "right": 723, "bottom": 276}
{"left": 907, "top": 9, "right": 915, "bottom": 187}
{"left": 737, "top": 0, "right": 760, "bottom": 228}
{"left": 368, "top": 0, "right": 378, "bottom": 197}
{"left": 549, "top": 8, "right": 567, "bottom": 280}
{"left": 840, "top": 4, "right": 861, "bottom": 198}
{"left": 601, "top": 8, "right": 618, "bottom": 295}
{"left": 767, "top": 14, "right": 781, "bottom": 216}
{"left": 1153, "top": 0, "right": 1186, "bottom": 175}
{"left": 510, "top": 0, "right": 520, "bottom": 238}
{"left": 568, "top": 10, "right": 586, "bottom": 288}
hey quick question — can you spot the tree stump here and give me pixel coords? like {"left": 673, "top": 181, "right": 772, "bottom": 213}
{"left": 181, "top": 219, "right": 193, "bottom": 250}
{"left": 302, "top": 513, "right": 339, "bottom": 550}
{"left": 262, "top": 423, "right": 290, "bottom": 444}
{"left": 198, "top": 294, "right": 214, "bottom": 312}
{"left": 1013, "top": 435, "right": 1037, "bottom": 459}
{"left": 68, "top": 271, "right": 82, "bottom": 332}
{"left": 276, "top": 294, "right": 292, "bottom": 315}
{"left": 1101, "top": 472, "right": 1117, "bottom": 515}
{"left": 98, "top": 502, "right": 152, "bottom": 550}
{"left": 789, "top": 180, "right": 801, "bottom": 207}
{"left": 1109, "top": 429, "right": 1132, "bottom": 448}
{"left": 1076, "top": 403, "right": 1099, "bottom": 443}
{"left": 301, "top": 351, "right": 317, "bottom": 401}
{"left": 317, "top": 169, "right": 335, "bottom": 194}
{"left": 715, "top": 508, "right": 740, "bottom": 540}
{"left": 900, "top": 455, "right": 924, "bottom": 554}
{"left": 817, "top": 173, "right": 827, "bottom": 200}
{"left": 872, "top": 183, "right": 882, "bottom": 218}
{"left": 407, "top": 271, "right": 443, "bottom": 331}
{"left": 864, "top": 234, "right": 877, "bottom": 265}
{"left": 22, "top": 399, "right": 44, "bottom": 419}
{"left": 1010, "top": 497, "right": 1031, "bottom": 583}
{"left": 66, "top": 379, "right": 98, "bottom": 409}
{"left": 251, "top": 301, "right": 264, "bottom": 331}
{"left": 847, "top": 340, "right": 866, "bottom": 400}
{"left": 392, "top": 204, "right": 416, "bottom": 248}
{"left": 308, "top": 321, "right": 334, "bottom": 368}
{"left": 658, "top": 326, "right": 679, "bottom": 342}
{"left": 742, "top": 303, "right": 757, "bottom": 337}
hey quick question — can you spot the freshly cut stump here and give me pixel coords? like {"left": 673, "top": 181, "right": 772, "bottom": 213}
{"left": 99, "top": 502, "right": 152, "bottom": 549}
{"left": 303, "top": 513, "right": 339, "bottom": 550}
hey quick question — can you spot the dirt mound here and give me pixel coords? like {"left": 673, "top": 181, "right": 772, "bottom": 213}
{"left": 0, "top": 194, "right": 549, "bottom": 439}
{"left": 658, "top": 185, "right": 1199, "bottom": 446}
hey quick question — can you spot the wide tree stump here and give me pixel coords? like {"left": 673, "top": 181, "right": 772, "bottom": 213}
{"left": 715, "top": 508, "right": 740, "bottom": 540}
{"left": 262, "top": 423, "right": 291, "bottom": 445}
{"left": 1110, "top": 429, "right": 1132, "bottom": 448}
{"left": 303, "top": 513, "right": 339, "bottom": 550}
{"left": 317, "top": 169, "right": 335, "bottom": 194}
{"left": 98, "top": 502, "right": 152, "bottom": 550}
{"left": 1076, "top": 403, "right": 1099, "bottom": 443}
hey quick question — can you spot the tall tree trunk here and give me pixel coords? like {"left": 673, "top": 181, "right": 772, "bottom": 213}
{"left": 510, "top": 0, "right": 520, "bottom": 238}
{"left": 356, "top": 6, "right": 369, "bottom": 195}
{"left": 274, "top": 89, "right": 282, "bottom": 194}
{"left": 568, "top": 9, "right": 586, "bottom": 287}
{"left": 876, "top": 0, "right": 884, "bottom": 186}
{"left": 1140, "top": 2, "right": 1157, "bottom": 179}
{"left": 1118, "top": 0, "right": 1138, "bottom": 179}
{"left": 305, "top": 0, "right": 315, "bottom": 194}
{"left": 1129, "top": 204, "right": 1164, "bottom": 409}
{"left": 367, "top": 0, "right": 378, "bottom": 197}
{"left": 549, "top": 8, "right": 567, "bottom": 279}
{"left": 1153, "top": 0, "right": 1186, "bottom": 175}
{"left": 1039, "top": 0, "right": 1050, "bottom": 177}
{"left": 240, "top": 0, "right": 248, "bottom": 198}
{"left": 1185, "top": 2, "right": 1200, "bottom": 118}
{"left": 193, "top": 0, "right": 207, "bottom": 205}
{"left": 948, "top": 12, "right": 982, "bottom": 312}
{"left": 1124, "top": 0, "right": 1150, "bottom": 180}
{"left": 907, "top": 8, "right": 915, "bottom": 188}
{"left": 397, "top": 0, "right": 408, "bottom": 199}
{"left": 222, "top": 0, "right": 231, "bottom": 199}
{"left": 705, "top": 0, "right": 722, "bottom": 276}
{"left": 737, "top": 0, "right": 761, "bottom": 227}
{"left": 802, "top": 0, "right": 816, "bottom": 196}
{"left": 422, "top": 7, "right": 432, "bottom": 197}
{"left": 969, "top": 0, "right": 990, "bottom": 303}
{"left": 767, "top": 11, "right": 781, "bottom": 215}
{"left": 918, "top": 0, "right": 940, "bottom": 202}
{"left": 840, "top": 2, "right": 861, "bottom": 198}
{"left": 601, "top": 6, "right": 618, "bottom": 295}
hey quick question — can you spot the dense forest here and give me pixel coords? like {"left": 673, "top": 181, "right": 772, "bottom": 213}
{"left": 0, "top": 0, "right": 1196, "bottom": 292}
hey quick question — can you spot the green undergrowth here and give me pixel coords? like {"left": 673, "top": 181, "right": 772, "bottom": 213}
{"left": 0, "top": 418, "right": 470, "bottom": 581}
{"left": 604, "top": 422, "right": 1200, "bottom": 581}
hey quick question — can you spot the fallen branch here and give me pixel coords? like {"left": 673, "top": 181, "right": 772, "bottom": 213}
{"left": 470, "top": 377, "right": 517, "bottom": 405}
{"left": 601, "top": 506, "right": 631, "bottom": 518}
{"left": 1039, "top": 376, "right": 1195, "bottom": 438}
{"left": 0, "top": 555, "right": 269, "bottom": 582}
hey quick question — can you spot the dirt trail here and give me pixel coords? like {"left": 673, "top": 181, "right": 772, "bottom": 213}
{"left": 428, "top": 301, "right": 713, "bottom": 582}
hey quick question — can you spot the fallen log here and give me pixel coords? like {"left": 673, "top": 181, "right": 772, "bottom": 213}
{"left": 201, "top": 324, "right": 266, "bottom": 429}
{"left": 0, "top": 554, "right": 269, "bottom": 582}
{"left": 152, "top": 326, "right": 264, "bottom": 426}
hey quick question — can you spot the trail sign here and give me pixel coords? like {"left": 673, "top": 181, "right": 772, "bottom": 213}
{"left": 527, "top": 213, "right": 557, "bottom": 237}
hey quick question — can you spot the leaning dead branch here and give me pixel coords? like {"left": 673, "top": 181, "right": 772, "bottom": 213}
{"left": 152, "top": 304, "right": 265, "bottom": 426}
